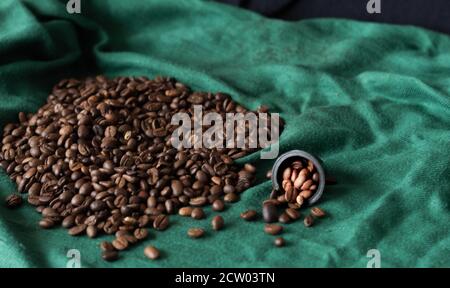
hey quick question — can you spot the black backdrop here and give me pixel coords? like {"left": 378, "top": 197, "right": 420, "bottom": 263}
{"left": 216, "top": 0, "right": 450, "bottom": 35}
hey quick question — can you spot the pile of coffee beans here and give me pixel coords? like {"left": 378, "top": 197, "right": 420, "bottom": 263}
{"left": 0, "top": 75, "right": 281, "bottom": 261}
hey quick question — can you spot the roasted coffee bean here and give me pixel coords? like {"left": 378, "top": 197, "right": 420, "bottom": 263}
{"left": 191, "top": 208, "right": 205, "bottom": 220}
{"left": 144, "top": 245, "right": 160, "bottom": 260}
{"left": 211, "top": 215, "right": 224, "bottom": 231}
{"left": 153, "top": 214, "right": 169, "bottom": 230}
{"left": 296, "top": 195, "right": 304, "bottom": 206}
{"left": 112, "top": 236, "right": 129, "bottom": 251}
{"left": 299, "top": 190, "right": 313, "bottom": 199}
{"left": 282, "top": 167, "right": 291, "bottom": 180}
{"left": 189, "top": 196, "right": 207, "bottom": 206}
{"left": 86, "top": 225, "right": 98, "bottom": 238}
{"left": 264, "top": 224, "right": 283, "bottom": 235}
{"left": 178, "top": 206, "right": 193, "bottom": 217}
{"left": 304, "top": 215, "right": 314, "bottom": 227}
{"left": 240, "top": 209, "right": 257, "bottom": 221}
{"left": 102, "top": 250, "right": 119, "bottom": 261}
{"left": 134, "top": 228, "right": 149, "bottom": 240}
{"left": 244, "top": 163, "right": 256, "bottom": 173}
{"left": 68, "top": 224, "right": 87, "bottom": 236}
{"left": 62, "top": 215, "right": 76, "bottom": 228}
{"left": 278, "top": 212, "right": 291, "bottom": 224}
{"left": 274, "top": 237, "right": 285, "bottom": 247}
{"left": 262, "top": 202, "right": 278, "bottom": 223}
{"left": 212, "top": 199, "right": 225, "bottom": 211}
{"left": 224, "top": 193, "right": 239, "bottom": 203}
{"left": 100, "top": 241, "right": 115, "bottom": 252}
{"left": 5, "top": 194, "right": 22, "bottom": 208}
{"left": 39, "top": 218, "right": 55, "bottom": 229}
{"left": 311, "top": 207, "right": 326, "bottom": 218}
{"left": 285, "top": 208, "right": 300, "bottom": 220}
{"left": 187, "top": 227, "right": 205, "bottom": 238}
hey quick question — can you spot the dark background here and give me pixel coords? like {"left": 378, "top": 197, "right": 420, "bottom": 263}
{"left": 216, "top": 0, "right": 450, "bottom": 35}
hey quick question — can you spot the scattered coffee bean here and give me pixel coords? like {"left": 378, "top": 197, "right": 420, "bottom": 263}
{"left": 102, "top": 250, "right": 119, "bottom": 261}
{"left": 311, "top": 207, "right": 326, "bottom": 218}
{"left": 179, "top": 207, "right": 193, "bottom": 217}
{"left": 134, "top": 228, "right": 149, "bottom": 240}
{"left": 304, "top": 215, "right": 314, "bottom": 227}
{"left": 212, "top": 199, "right": 225, "bottom": 212}
{"left": 278, "top": 212, "right": 291, "bottom": 224}
{"left": 86, "top": 225, "right": 98, "bottom": 238}
{"left": 274, "top": 237, "right": 285, "bottom": 247}
{"left": 100, "top": 241, "right": 115, "bottom": 252}
{"left": 285, "top": 208, "right": 300, "bottom": 220}
{"left": 262, "top": 202, "right": 278, "bottom": 223}
{"left": 39, "top": 218, "right": 55, "bottom": 229}
{"left": 187, "top": 227, "right": 205, "bottom": 238}
{"left": 5, "top": 194, "right": 22, "bottom": 209}
{"left": 224, "top": 193, "right": 239, "bottom": 203}
{"left": 144, "top": 245, "right": 160, "bottom": 260}
{"left": 191, "top": 207, "right": 205, "bottom": 220}
{"left": 68, "top": 224, "right": 87, "bottom": 236}
{"left": 153, "top": 214, "right": 169, "bottom": 231}
{"left": 264, "top": 224, "right": 283, "bottom": 235}
{"left": 112, "top": 236, "right": 129, "bottom": 251}
{"left": 240, "top": 209, "right": 257, "bottom": 221}
{"left": 211, "top": 215, "right": 224, "bottom": 231}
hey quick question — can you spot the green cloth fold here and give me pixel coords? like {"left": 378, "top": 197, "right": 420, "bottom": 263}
{"left": 0, "top": 0, "right": 449, "bottom": 267}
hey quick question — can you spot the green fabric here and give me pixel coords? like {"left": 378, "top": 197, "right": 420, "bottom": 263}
{"left": 0, "top": 0, "right": 449, "bottom": 268}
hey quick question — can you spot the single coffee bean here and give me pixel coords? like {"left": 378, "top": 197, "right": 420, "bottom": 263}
{"left": 278, "top": 212, "right": 291, "bottom": 224}
{"left": 100, "top": 241, "right": 115, "bottom": 252}
{"left": 187, "top": 227, "right": 205, "bottom": 238}
{"left": 312, "top": 172, "right": 320, "bottom": 182}
{"left": 262, "top": 203, "right": 278, "bottom": 223}
{"left": 311, "top": 207, "right": 326, "bottom": 218}
{"left": 240, "top": 209, "right": 257, "bottom": 221}
{"left": 39, "top": 218, "right": 55, "bottom": 229}
{"left": 189, "top": 196, "right": 207, "bottom": 206}
{"left": 264, "top": 224, "right": 283, "bottom": 235}
{"left": 153, "top": 214, "right": 169, "bottom": 231}
{"left": 304, "top": 215, "right": 314, "bottom": 227}
{"left": 68, "top": 224, "right": 87, "bottom": 236}
{"left": 144, "top": 245, "right": 160, "bottom": 260}
{"left": 178, "top": 206, "right": 193, "bottom": 217}
{"left": 299, "top": 190, "right": 313, "bottom": 199}
{"left": 282, "top": 167, "right": 291, "bottom": 180}
{"left": 5, "top": 194, "right": 22, "bottom": 209}
{"left": 274, "top": 237, "right": 285, "bottom": 247}
{"left": 191, "top": 207, "right": 205, "bottom": 220}
{"left": 224, "top": 192, "right": 239, "bottom": 203}
{"left": 134, "top": 228, "right": 149, "bottom": 240}
{"left": 211, "top": 215, "right": 224, "bottom": 231}
{"left": 62, "top": 215, "right": 76, "bottom": 228}
{"left": 102, "top": 250, "right": 119, "bottom": 262}
{"left": 86, "top": 225, "right": 98, "bottom": 238}
{"left": 212, "top": 199, "right": 225, "bottom": 211}
{"left": 244, "top": 163, "right": 256, "bottom": 173}
{"left": 112, "top": 236, "right": 129, "bottom": 250}
{"left": 300, "top": 179, "right": 314, "bottom": 190}
{"left": 296, "top": 195, "right": 304, "bottom": 206}
{"left": 285, "top": 208, "right": 300, "bottom": 220}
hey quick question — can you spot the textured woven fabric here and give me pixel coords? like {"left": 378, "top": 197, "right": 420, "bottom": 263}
{"left": 0, "top": 0, "right": 449, "bottom": 267}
